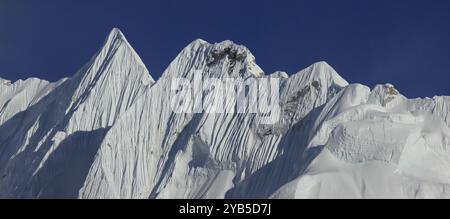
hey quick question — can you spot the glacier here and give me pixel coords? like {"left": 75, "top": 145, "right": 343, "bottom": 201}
{"left": 0, "top": 28, "right": 449, "bottom": 199}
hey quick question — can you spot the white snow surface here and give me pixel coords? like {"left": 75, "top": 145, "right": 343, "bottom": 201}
{"left": 0, "top": 28, "right": 449, "bottom": 199}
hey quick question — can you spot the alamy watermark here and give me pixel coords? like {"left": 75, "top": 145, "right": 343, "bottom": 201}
{"left": 170, "top": 70, "right": 281, "bottom": 124}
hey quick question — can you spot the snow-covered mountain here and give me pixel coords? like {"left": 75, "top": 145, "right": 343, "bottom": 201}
{"left": 1, "top": 28, "right": 449, "bottom": 199}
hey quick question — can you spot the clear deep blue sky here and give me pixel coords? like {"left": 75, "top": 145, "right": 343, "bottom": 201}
{"left": 1, "top": 0, "right": 449, "bottom": 97}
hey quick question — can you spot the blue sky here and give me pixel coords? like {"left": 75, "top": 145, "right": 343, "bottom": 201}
{"left": 1, "top": 0, "right": 449, "bottom": 97}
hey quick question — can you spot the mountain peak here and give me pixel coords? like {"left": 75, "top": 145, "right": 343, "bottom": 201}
{"left": 110, "top": 27, "right": 124, "bottom": 37}
{"left": 106, "top": 28, "right": 128, "bottom": 46}
{"left": 311, "top": 61, "right": 332, "bottom": 68}
{"left": 368, "top": 83, "right": 406, "bottom": 107}
{"left": 101, "top": 28, "right": 151, "bottom": 74}
{"left": 293, "top": 61, "right": 349, "bottom": 89}
{"left": 190, "top": 38, "right": 208, "bottom": 45}
{"left": 73, "top": 28, "right": 154, "bottom": 84}
{"left": 160, "top": 39, "right": 264, "bottom": 79}
{"left": 207, "top": 40, "right": 264, "bottom": 77}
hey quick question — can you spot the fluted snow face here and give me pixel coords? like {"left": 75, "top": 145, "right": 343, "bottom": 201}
{"left": 0, "top": 28, "right": 153, "bottom": 198}
{"left": 1, "top": 29, "right": 449, "bottom": 199}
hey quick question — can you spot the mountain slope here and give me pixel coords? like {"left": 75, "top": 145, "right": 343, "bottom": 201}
{"left": 0, "top": 28, "right": 153, "bottom": 198}
{"left": 0, "top": 29, "right": 449, "bottom": 199}
{"left": 272, "top": 84, "right": 450, "bottom": 198}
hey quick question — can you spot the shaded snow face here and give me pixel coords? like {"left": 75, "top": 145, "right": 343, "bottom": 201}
{"left": 1, "top": 28, "right": 449, "bottom": 199}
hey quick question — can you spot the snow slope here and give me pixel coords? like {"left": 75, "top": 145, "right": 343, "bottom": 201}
{"left": 0, "top": 28, "right": 153, "bottom": 198}
{"left": 0, "top": 28, "right": 449, "bottom": 199}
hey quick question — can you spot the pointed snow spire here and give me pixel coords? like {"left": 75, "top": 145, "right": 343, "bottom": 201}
{"left": 61, "top": 28, "right": 156, "bottom": 128}
{"left": 73, "top": 28, "right": 154, "bottom": 85}
{"left": 109, "top": 27, "right": 125, "bottom": 39}
{"left": 66, "top": 27, "right": 155, "bottom": 111}
{"left": 100, "top": 28, "right": 153, "bottom": 81}
{"left": 103, "top": 28, "right": 138, "bottom": 57}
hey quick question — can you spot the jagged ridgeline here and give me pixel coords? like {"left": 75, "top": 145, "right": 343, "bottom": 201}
{"left": 1, "top": 28, "right": 449, "bottom": 199}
